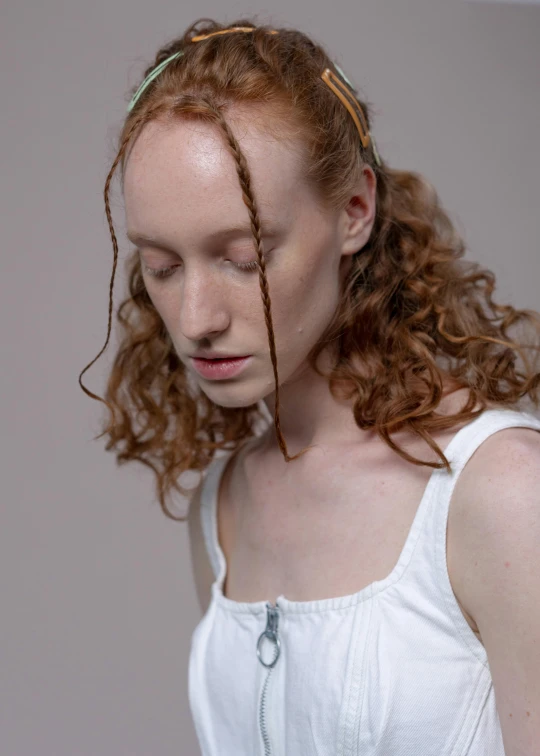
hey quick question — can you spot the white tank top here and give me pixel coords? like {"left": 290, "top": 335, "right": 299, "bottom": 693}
{"left": 188, "top": 408, "right": 540, "bottom": 756}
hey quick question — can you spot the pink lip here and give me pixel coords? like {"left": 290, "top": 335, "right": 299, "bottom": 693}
{"left": 191, "top": 356, "right": 252, "bottom": 380}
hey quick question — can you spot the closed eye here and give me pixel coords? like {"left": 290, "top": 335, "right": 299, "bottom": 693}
{"left": 143, "top": 251, "right": 272, "bottom": 279}
{"left": 143, "top": 264, "right": 179, "bottom": 279}
{"left": 232, "top": 259, "right": 260, "bottom": 272}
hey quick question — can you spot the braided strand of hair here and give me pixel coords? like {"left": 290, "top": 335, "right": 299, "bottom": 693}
{"left": 198, "top": 103, "right": 313, "bottom": 462}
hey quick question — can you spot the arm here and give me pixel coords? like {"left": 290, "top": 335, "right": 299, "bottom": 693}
{"left": 453, "top": 428, "right": 540, "bottom": 756}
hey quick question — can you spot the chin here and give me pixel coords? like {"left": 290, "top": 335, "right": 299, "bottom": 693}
{"left": 199, "top": 382, "right": 266, "bottom": 410}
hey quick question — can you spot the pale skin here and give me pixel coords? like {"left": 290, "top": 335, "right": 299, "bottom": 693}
{"left": 123, "top": 107, "right": 540, "bottom": 755}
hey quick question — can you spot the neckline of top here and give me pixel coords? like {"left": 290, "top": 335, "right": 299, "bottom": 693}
{"left": 203, "top": 408, "right": 538, "bottom": 615}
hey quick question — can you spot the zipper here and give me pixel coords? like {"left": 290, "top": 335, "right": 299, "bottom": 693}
{"left": 256, "top": 601, "right": 281, "bottom": 756}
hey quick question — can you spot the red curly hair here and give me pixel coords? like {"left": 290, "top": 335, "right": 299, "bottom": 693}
{"left": 79, "top": 16, "right": 540, "bottom": 520}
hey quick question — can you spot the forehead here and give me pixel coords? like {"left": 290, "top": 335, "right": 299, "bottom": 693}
{"left": 123, "top": 111, "right": 308, "bottom": 240}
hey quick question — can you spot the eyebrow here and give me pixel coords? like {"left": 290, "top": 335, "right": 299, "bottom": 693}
{"left": 126, "top": 222, "right": 280, "bottom": 249}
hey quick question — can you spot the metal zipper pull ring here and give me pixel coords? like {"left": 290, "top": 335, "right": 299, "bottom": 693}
{"left": 256, "top": 603, "right": 281, "bottom": 668}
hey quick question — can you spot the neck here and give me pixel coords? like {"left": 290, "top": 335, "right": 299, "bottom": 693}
{"left": 262, "top": 362, "right": 373, "bottom": 457}
{"left": 261, "top": 364, "right": 469, "bottom": 458}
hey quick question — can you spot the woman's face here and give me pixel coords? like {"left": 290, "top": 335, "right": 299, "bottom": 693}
{"left": 123, "top": 112, "right": 371, "bottom": 409}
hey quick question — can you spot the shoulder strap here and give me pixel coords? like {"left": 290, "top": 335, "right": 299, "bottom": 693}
{"left": 198, "top": 438, "right": 254, "bottom": 582}
{"left": 199, "top": 452, "right": 232, "bottom": 582}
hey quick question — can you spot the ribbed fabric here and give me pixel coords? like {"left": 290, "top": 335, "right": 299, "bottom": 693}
{"left": 188, "top": 408, "right": 540, "bottom": 756}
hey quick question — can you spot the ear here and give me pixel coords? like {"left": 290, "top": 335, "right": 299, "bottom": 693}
{"left": 339, "top": 165, "right": 377, "bottom": 257}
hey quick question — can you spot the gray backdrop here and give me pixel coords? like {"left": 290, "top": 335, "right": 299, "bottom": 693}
{"left": 2, "top": 0, "right": 539, "bottom": 754}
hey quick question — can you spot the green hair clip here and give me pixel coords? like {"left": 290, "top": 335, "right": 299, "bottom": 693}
{"left": 127, "top": 50, "right": 185, "bottom": 112}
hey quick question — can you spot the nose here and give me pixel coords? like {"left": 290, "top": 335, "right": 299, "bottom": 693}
{"left": 178, "top": 267, "right": 230, "bottom": 342}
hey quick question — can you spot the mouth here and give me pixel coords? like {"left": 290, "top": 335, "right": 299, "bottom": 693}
{"left": 190, "top": 355, "right": 252, "bottom": 380}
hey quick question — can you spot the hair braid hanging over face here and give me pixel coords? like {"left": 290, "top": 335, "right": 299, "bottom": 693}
{"left": 200, "top": 102, "right": 312, "bottom": 463}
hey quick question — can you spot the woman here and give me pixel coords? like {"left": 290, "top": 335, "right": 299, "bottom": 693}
{"left": 79, "top": 18, "right": 540, "bottom": 756}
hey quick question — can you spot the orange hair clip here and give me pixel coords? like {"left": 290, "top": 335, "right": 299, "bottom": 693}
{"left": 190, "top": 26, "right": 278, "bottom": 42}
{"left": 321, "top": 68, "right": 371, "bottom": 150}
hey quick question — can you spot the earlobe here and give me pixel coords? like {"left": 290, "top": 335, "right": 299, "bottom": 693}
{"left": 341, "top": 216, "right": 372, "bottom": 257}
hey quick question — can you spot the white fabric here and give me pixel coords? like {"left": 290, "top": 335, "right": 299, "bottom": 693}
{"left": 188, "top": 408, "right": 540, "bottom": 755}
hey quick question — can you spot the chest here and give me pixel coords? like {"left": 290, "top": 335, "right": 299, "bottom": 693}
{"left": 217, "top": 437, "right": 482, "bottom": 641}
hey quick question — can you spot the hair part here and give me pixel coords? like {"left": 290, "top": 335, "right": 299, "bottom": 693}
{"left": 79, "top": 17, "right": 540, "bottom": 520}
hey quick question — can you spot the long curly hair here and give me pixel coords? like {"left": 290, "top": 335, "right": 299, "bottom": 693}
{"left": 79, "top": 16, "right": 540, "bottom": 520}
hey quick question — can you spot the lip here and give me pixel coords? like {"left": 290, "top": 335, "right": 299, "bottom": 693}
{"left": 190, "top": 355, "right": 252, "bottom": 380}
{"left": 191, "top": 352, "right": 245, "bottom": 359}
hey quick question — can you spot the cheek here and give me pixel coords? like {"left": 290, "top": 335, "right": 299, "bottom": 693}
{"left": 143, "top": 284, "right": 191, "bottom": 344}
{"left": 270, "top": 260, "right": 340, "bottom": 344}
{"left": 146, "top": 287, "right": 174, "bottom": 326}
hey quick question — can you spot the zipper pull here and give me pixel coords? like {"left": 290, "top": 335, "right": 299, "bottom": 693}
{"left": 256, "top": 602, "right": 281, "bottom": 668}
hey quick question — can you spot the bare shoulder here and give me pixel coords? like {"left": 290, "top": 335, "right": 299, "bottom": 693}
{"left": 450, "top": 420, "right": 540, "bottom": 532}
{"left": 457, "top": 421, "right": 540, "bottom": 489}
{"left": 448, "top": 420, "right": 540, "bottom": 630}
{"left": 187, "top": 476, "right": 215, "bottom": 617}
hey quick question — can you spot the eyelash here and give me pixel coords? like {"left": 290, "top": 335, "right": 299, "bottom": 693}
{"left": 143, "top": 257, "right": 264, "bottom": 279}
